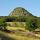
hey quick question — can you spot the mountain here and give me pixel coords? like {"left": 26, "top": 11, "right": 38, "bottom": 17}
{"left": 9, "top": 7, "right": 33, "bottom": 16}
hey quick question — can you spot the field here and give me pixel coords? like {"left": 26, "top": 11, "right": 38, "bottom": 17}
{"left": 0, "top": 26, "right": 40, "bottom": 40}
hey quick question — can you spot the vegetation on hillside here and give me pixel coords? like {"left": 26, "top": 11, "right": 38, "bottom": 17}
{"left": 0, "top": 7, "right": 40, "bottom": 31}
{"left": 0, "top": 7, "right": 40, "bottom": 40}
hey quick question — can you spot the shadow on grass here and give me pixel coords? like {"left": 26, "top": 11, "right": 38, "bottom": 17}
{"left": 0, "top": 34, "right": 15, "bottom": 40}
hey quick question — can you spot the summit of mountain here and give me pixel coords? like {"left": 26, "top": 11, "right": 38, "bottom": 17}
{"left": 9, "top": 7, "right": 33, "bottom": 16}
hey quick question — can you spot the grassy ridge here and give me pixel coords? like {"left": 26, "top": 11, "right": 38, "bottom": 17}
{"left": 0, "top": 26, "right": 40, "bottom": 40}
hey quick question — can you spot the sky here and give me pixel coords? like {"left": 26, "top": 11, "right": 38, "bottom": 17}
{"left": 0, "top": 0, "right": 40, "bottom": 17}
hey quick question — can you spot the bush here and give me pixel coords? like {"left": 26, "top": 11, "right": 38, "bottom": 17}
{"left": 25, "top": 17, "right": 38, "bottom": 32}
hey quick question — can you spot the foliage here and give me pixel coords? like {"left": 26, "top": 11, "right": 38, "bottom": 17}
{"left": 37, "top": 17, "right": 40, "bottom": 28}
{"left": 0, "top": 18, "right": 7, "bottom": 30}
{"left": 25, "top": 16, "right": 38, "bottom": 31}
{"left": 9, "top": 7, "right": 33, "bottom": 16}
{"left": 29, "top": 18, "right": 37, "bottom": 31}
{"left": 0, "top": 7, "right": 40, "bottom": 31}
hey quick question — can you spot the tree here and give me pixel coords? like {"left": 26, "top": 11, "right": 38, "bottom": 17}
{"left": 25, "top": 17, "right": 38, "bottom": 32}
{"left": 29, "top": 18, "right": 37, "bottom": 31}
{"left": 0, "top": 18, "right": 7, "bottom": 30}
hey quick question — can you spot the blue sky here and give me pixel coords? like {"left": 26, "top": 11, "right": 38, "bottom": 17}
{"left": 0, "top": 0, "right": 40, "bottom": 17}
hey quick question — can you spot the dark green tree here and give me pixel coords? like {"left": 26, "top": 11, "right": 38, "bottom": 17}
{"left": 0, "top": 18, "right": 7, "bottom": 30}
{"left": 29, "top": 18, "right": 37, "bottom": 31}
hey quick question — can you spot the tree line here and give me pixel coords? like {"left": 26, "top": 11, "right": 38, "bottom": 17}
{"left": 0, "top": 16, "right": 40, "bottom": 32}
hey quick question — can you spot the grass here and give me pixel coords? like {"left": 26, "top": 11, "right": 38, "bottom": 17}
{"left": 6, "top": 26, "right": 26, "bottom": 31}
{"left": 0, "top": 31, "right": 15, "bottom": 40}
{"left": 0, "top": 30, "right": 40, "bottom": 40}
{"left": 0, "top": 26, "right": 40, "bottom": 40}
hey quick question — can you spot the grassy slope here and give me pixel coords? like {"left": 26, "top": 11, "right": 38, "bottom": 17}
{"left": 6, "top": 26, "right": 25, "bottom": 31}
{"left": 0, "top": 27, "right": 40, "bottom": 40}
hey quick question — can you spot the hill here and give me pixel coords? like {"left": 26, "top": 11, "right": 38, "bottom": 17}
{"left": 0, "top": 7, "right": 40, "bottom": 40}
{"left": 9, "top": 7, "right": 33, "bottom": 16}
